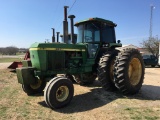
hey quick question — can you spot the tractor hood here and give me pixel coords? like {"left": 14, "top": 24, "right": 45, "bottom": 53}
{"left": 29, "top": 42, "right": 88, "bottom": 71}
{"left": 30, "top": 42, "right": 86, "bottom": 52}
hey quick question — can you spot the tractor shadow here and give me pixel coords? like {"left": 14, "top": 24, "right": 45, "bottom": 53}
{"left": 38, "top": 82, "right": 160, "bottom": 113}
{"left": 136, "top": 85, "right": 160, "bottom": 100}
{"left": 38, "top": 87, "right": 122, "bottom": 113}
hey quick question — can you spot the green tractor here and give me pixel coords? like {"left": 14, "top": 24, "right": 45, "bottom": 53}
{"left": 16, "top": 7, "right": 144, "bottom": 109}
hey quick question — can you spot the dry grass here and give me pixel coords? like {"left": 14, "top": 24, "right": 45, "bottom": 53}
{"left": 0, "top": 68, "right": 160, "bottom": 120}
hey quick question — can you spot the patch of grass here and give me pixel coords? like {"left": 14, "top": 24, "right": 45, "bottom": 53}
{"left": 16, "top": 52, "right": 25, "bottom": 55}
{"left": 0, "top": 85, "right": 19, "bottom": 99}
{"left": 0, "top": 58, "right": 21, "bottom": 63}
{"left": 144, "top": 116, "right": 159, "bottom": 120}
{"left": 0, "top": 106, "right": 7, "bottom": 117}
{"left": 125, "top": 107, "right": 159, "bottom": 120}
{"left": 131, "top": 115, "right": 142, "bottom": 120}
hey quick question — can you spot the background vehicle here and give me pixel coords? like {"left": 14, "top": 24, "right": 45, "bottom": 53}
{"left": 143, "top": 55, "right": 158, "bottom": 67}
{"left": 16, "top": 6, "right": 145, "bottom": 109}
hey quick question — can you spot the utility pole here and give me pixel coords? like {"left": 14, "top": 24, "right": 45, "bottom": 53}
{"left": 149, "top": 4, "right": 155, "bottom": 39}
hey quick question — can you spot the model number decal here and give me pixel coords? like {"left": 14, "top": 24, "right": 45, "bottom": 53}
{"left": 56, "top": 48, "right": 61, "bottom": 51}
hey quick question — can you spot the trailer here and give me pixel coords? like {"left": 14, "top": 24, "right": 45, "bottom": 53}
{"left": 8, "top": 51, "right": 31, "bottom": 69}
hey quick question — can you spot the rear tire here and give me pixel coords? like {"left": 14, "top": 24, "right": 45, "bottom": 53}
{"left": 44, "top": 77, "right": 74, "bottom": 109}
{"left": 114, "top": 48, "right": 145, "bottom": 95}
{"left": 97, "top": 50, "right": 119, "bottom": 91}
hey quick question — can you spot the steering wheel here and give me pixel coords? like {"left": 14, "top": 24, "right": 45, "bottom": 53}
{"left": 85, "top": 36, "right": 93, "bottom": 42}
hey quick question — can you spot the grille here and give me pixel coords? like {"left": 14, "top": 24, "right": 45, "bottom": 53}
{"left": 47, "top": 51, "right": 65, "bottom": 70}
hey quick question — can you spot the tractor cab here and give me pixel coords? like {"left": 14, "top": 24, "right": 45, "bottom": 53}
{"left": 75, "top": 17, "right": 117, "bottom": 44}
{"left": 75, "top": 17, "right": 121, "bottom": 58}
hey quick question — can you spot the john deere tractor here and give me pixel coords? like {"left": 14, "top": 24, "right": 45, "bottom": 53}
{"left": 16, "top": 7, "right": 144, "bottom": 109}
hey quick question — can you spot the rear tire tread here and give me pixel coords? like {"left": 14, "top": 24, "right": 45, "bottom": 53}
{"left": 114, "top": 48, "right": 145, "bottom": 95}
{"left": 97, "top": 50, "right": 119, "bottom": 91}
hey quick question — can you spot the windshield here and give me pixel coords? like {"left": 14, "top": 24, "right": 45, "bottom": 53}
{"left": 77, "top": 22, "right": 100, "bottom": 43}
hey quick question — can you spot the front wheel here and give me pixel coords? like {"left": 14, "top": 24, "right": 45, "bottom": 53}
{"left": 22, "top": 78, "right": 46, "bottom": 95}
{"left": 44, "top": 77, "right": 74, "bottom": 109}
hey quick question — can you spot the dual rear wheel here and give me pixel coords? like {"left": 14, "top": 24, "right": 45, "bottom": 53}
{"left": 97, "top": 48, "right": 145, "bottom": 95}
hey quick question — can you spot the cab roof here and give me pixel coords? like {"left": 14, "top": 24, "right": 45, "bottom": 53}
{"left": 75, "top": 17, "right": 117, "bottom": 27}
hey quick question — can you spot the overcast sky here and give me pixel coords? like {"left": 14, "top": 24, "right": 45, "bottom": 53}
{"left": 0, "top": 0, "right": 159, "bottom": 48}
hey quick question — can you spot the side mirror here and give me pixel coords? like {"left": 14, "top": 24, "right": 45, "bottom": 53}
{"left": 117, "top": 40, "right": 121, "bottom": 43}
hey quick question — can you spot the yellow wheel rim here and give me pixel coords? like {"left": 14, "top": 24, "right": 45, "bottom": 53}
{"left": 30, "top": 79, "right": 42, "bottom": 89}
{"left": 56, "top": 86, "right": 69, "bottom": 102}
{"left": 128, "top": 58, "right": 142, "bottom": 86}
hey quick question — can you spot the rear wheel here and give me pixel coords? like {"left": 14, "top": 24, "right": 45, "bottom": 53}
{"left": 44, "top": 77, "right": 74, "bottom": 109}
{"left": 97, "top": 50, "right": 119, "bottom": 91}
{"left": 22, "top": 78, "right": 46, "bottom": 95}
{"left": 114, "top": 48, "right": 145, "bottom": 95}
{"left": 151, "top": 65, "right": 155, "bottom": 67}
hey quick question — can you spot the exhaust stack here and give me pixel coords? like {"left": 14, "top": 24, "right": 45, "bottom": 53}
{"left": 68, "top": 15, "right": 76, "bottom": 44}
{"left": 63, "top": 6, "right": 69, "bottom": 43}
{"left": 51, "top": 28, "right": 55, "bottom": 43}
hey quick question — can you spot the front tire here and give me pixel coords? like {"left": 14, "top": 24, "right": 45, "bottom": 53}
{"left": 22, "top": 78, "right": 46, "bottom": 95}
{"left": 44, "top": 77, "right": 74, "bottom": 109}
{"left": 114, "top": 48, "right": 145, "bottom": 95}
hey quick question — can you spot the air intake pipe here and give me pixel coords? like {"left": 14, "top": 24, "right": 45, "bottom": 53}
{"left": 68, "top": 15, "right": 76, "bottom": 44}
{"left": 56, "top": 32, "right": 60, "bottom": 42}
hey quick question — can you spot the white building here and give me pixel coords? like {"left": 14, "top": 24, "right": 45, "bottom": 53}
{"left": 158, "top": 42, "right": 160, "bottom": 65}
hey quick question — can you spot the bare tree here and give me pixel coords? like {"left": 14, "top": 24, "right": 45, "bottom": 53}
{"left": 0, "top": 46, "right": 19, "bottom": 55}
{"left": 0, "top": 47, "right": 7, "bottom": 55}
{"left": 6, "top": 46, "right": 19, "bottom": 55}
{"left": 0, "top": 47, "right": 3, "bottom": 54}
{"left": 141, "top": 36, "right": 160, "bottom": 58}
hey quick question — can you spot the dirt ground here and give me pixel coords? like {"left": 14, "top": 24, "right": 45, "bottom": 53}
{"left": 0, "top": 64, "right": 160, "bottom": 120}
{"left": 0, "top": 63, "right": 12, "bottom": 69}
